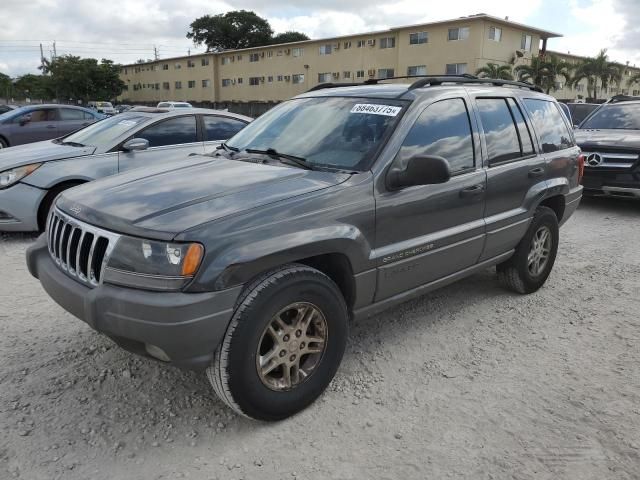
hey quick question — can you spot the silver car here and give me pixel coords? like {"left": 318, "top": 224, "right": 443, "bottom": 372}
{"left": 0, "top": 107, "right": 252, "bottom": 231}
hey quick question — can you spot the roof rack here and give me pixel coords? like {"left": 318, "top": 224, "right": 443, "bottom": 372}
{"left": 606, "top": 94, "right": 640, "bottom": 104}
{"left": 306, "top": 74, "right": 542, "bottom": 93}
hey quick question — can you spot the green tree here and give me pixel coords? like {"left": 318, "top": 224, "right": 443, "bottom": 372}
{"left": 13, "top": 74, "right": 53, "bottom": 100}
{"left": 514, "top": 56, "right": 549, "bottom": 88}
{"left": 570, "top": 49, "right": 622, "bottom": 100}
{"left": 0, "top": 72, "right": 12, "bottom": 100}
{"left": 540, "top": 55, "right": 573, "bottom": 94}
{"left": 271, "top": 31, "right": 310, "bottom": 45}
{"left": 475, "top": 63, "right": 513, "bottom": 80}
{"left": 187, "top": 10, "right": 273, "bottom": 51}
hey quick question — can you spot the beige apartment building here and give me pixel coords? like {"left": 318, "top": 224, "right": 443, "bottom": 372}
{"left": 119, "top": 14, "right": 560, "bottom": 105}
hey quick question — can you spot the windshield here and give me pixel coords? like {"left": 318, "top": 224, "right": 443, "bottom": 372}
{"left": 97, "top": 102, "right": 113, "bottom": 108}
{"left": 226, "top": 97, "right": 406, "bottom": 170}
{"left": 174, "top": 103, "right": 191, "bottom": 108}
{"left": 62, "top": 114, "right": 148, "bottom": 147}
{"left": 580, "top": 103, "right": 640, "bottom": 130}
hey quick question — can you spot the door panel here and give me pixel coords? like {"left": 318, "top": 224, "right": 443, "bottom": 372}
{"left": 118, "top": 143, "right": 205, "bottom": 172}
{"left": 11, "top": 109, "right": 58, "bottom": 145}
{"left": 374, "top": 97, "right": 486, "bottom": 302}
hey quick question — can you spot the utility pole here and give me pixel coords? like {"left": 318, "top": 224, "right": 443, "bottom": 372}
{"left": 188, "top": 48, "right": 191, "bottom": 56}
{"left": 53, "top": 41, "right": 57, "bottom": 60}
{"left": 39, "top": 43, "right": 45, "bottom": 70}
{"left": 154, "top": 46, "right": 159, "bottom": 60}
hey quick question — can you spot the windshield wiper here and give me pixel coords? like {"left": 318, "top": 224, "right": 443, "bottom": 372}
{"left": 244, "top": 148, "right": 314, "bottom": 170}
{"left": 61, "top": 141, "right": 85, "bottom": 147}
{"left": 217, "top": 142, "right": 239, "bottom": 152}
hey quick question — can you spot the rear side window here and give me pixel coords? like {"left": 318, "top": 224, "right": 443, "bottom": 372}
{"left": 137, "top": 116, "right": 198, "bottom": 147}
{"left": 476, "top": 98, "right": 521, "bottom": 164}
{"left": 59, "top": 108, "right": 84, "bottom": 120}
{"left": 203, "top": 116, "right": 247, "bottom": 140}
{"left": 399, "top": 98, "right": 474, "bottom": 174}
{"left": 523, "top": 99, "right": 574, "bottom": 153}
{"left": 507, "top": 99, "right": 535, "bottom": 156}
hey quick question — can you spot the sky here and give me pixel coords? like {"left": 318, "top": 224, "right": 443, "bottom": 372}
{"left": 0, "top": 0, "right": 638, "bottom": 77}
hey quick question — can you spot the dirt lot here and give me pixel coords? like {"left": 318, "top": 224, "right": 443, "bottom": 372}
{"left": 1, "top": 197, "right": 639, "bottom": 480}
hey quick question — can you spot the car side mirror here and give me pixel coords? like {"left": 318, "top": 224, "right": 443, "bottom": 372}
{"left": 387, "top": 155, "right": 451, "bottom": 190}
{"left": 122, "top": 138, "right": 149, "bottom": 151}
{"left": 19, "top": 114, "right": 31, "bottom": 126}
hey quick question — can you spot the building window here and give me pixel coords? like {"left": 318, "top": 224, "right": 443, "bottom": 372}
{"left": 163, "top": 82, "right": 170, "bottom": 90}
{"left": 267, "top": 50, "right": 273, "bottom": 58}
{"left": 175, "top": 81, "right": 182, "bottom": 89}
{"left": 521, "top": 34, "right": 532, "bottom": 51}
{"left": 277, "top": 50, "right": 283, "bottom": 56}
{"left": 292, "top": 47, "right": 304, "bottom": 57}
{"left": 249, "top": 77, "right": 261, "bottom": 86}
{"left": 407, "top": 65, "right": 427, "bottom": 76}
{"left": 267, "top": 76, "right": 273, "bottom": 83}
{"left": 237, "top": 77, "right": 243, "bottom": 84}
{"left": 162, "top": 64, "right": 168, "bottom": 70}
{"left": 237, "top": 55, "right": 242, "bottom": 61}
{"left": 380, "top": 37, "right": 395, "bottom": 49}
{"left": 221, "top": 57, "right": 231, "bottom": 65}
{"left": 356, "top": 70, "right": 365, "bottom": 78}
{"left": 318, "top": 72, "right": 331, "bottom": 83}
{"left": 341, "top": 41, "right": 350, "bottom": 49}
{"left": 319, "top": 44, "right": 332, "bottom": 55}
{"left": 448, "top": 27, "right": 469, "bottom": 41}
{"left": 488, "top": 26, "right": 502, "bottom": 42}
{"left": 202, "top": 79, "right": 211, "bottom": 88}
{"left": 277, "top": 75, "right": 283, "bottom": 81}
{"left": 155, "top": 83, "right": 160, "bottom": 90}
{"left": 187, "top": 60, "right": 195, "bottom": 68}
{"left": 445, "top": 63, "right": 467, "bottom": 75}
{"left": 292, "top": 74, "right": 305, "bottom": 84}
{"left": 221, "top": 79, "right": 232, "bottom": 87}
{"left": 409, "top": 32, "right": 428, "bottom": 45}
{"left": 343, "top": 71, "right": 351, "bottom": 79}
{"left": 174, "top": 63, "right": 182, "bottom": 69}
{"left": 201, "top": 58, "right": 210, "bottom": 66}
{"left": 332, "top": 72, "right": 340, "bottom": 80}
{"left": 378, "top": 68, "right": 394, "bottom": 79}
{"left": 249, "top": 53, "right": 260, "bottom": 62}
{"left": 356, "top": 39, "right": 365, "bottom": 48}
{"left": 188, "top": 80, "right": 196, "bottom": 88}
{"left": 576, "top": 84, "right": 584, "bottom": 92}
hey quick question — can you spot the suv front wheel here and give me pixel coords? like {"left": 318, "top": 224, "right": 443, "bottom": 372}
{"left": 497, "top": 206, "right": 559, "bottom": 294}
{"left": 207, "top": 264, "right": 348, "bottom": 421}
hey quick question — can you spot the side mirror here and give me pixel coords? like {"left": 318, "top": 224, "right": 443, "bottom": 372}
{"left": 387, "top": 155, "right": 451, "bottom": 190}
{"left": 122, "top": 138, "right": 149, "bottom": 151}
{"left": 19, "top": 114, "right": 31, "bottom": 126}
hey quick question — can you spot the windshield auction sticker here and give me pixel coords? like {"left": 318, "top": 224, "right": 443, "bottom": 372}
{"left": 350, "top": 104, "right": 402, "bottom": 116}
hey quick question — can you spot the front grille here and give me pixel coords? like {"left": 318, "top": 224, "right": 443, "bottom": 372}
{"left": 582, "top": 150, "right": 639, "bottom": 168}
{"left": 47, "top": 208, "right": 120, "bottom": 287}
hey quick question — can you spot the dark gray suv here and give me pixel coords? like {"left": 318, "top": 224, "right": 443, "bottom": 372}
{"left": 27, "top": 76, "right": 583, "bottom": 420}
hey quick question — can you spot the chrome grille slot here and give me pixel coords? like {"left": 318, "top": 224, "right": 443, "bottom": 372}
{"left": 46, "top": 208, "right": 120, "bottom": 287}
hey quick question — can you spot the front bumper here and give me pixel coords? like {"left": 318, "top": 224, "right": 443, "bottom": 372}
{"left": 0, "top": 182, "right": 46, "bottom": 232}
{"left": 582, "top": 168, "right": 640, "bottom": 199}
{"left": 26, "top": 234, "right": 242, "bottom": 370}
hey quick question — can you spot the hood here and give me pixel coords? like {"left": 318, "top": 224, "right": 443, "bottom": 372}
{"left": 574, "top": 129, "right": 640, "bottom": 150}
{"left": 57, "top": 156, "right": 350, "bottom": 240}
{"left": 0, "top": 140, "right": 95, "bottom": 172}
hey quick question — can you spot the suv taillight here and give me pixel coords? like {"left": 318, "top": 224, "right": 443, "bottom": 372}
{"left": 578, "top": 154, "right": 585, "bottom": 184}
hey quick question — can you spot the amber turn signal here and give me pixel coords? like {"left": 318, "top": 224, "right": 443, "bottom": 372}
{"left": 181, "top": 243, "right": 204, "bottom": 276}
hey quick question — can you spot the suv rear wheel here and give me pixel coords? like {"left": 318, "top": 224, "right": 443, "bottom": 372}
{"left": 207, "top": 264, "right": 348, "bottom": 421}
{"left": 497, "top": 206, "right": 559, "bottom": 294}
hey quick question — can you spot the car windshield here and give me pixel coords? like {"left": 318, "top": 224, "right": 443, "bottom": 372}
{"left": 61, "top": 114, "right": 148, "bottom": 147}
{"left": 174, "top": 103, "right": 191, "bottom": 108}
{"left": 580, "top": 103, "right": 640, "bottom": 130}
{"left": 97, "top": 102, "right": 113, "bottom": 108}
{"left": 226, "top": 97, "right": 406, "bottom": 170}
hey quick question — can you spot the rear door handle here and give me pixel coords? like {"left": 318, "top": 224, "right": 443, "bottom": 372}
{"left": 459, "top": 184, "right": 485, "bottom": 198}
{"left": 528, "top": 167, "right": 545, "bottom": 178}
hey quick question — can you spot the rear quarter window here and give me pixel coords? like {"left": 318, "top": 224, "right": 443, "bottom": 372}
{"left": 523, "top": 99, "right": 574, "bottom": 153}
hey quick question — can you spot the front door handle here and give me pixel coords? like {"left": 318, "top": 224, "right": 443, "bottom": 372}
{"left": 459, "top": 184, "right": 485, "bottom": 198}
{"left": 529, "top": 167, "right": 545, "bottom": 178}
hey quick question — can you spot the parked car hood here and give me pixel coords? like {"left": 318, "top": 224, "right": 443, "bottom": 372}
{"left": 0, "top": 140, "right": 96, "bottom": 172}
{"left": 574, "top": 129, "right": 640, "bottom": 150}
{"left": 57, "top": 156, "right": 351, "bottom": 241}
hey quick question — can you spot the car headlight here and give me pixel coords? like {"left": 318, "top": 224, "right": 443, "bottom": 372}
{"left": 103, "top": 236, "right": 204, "bottom": 291}
{"left": 0, "top": 163, "right": 42, "bottom": 189}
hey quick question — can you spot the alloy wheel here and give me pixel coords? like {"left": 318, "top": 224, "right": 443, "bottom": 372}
{"left": 527, "top": 226, "right": 552, "bottom": 277}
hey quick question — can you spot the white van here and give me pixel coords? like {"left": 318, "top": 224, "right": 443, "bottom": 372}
{"left": 88, "top": 101, "right": 116, "bottom": 115}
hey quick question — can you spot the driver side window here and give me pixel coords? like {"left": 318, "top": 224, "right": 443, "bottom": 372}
{"left": 398, "top": 98, "right": 475, "bottom": 174}
{"left": 136, "top": 116, "right": 198, "bottom": 148}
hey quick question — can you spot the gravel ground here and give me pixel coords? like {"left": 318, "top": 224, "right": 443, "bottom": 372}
{"left": 1, "top": 197, "right": 639, "bottom": 480}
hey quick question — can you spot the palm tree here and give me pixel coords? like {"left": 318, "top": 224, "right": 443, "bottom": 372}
{"left": 514, "top": 56, "right": 549, "bottom": 89}
{"left": 571, "top": 49, "right": 622, "bottom": 100}
{"left": 475, "top": 63, "right": 514, "bottom": 80}
{"left": 542, "top": 55, "right": 573, "bottom": 94}
{"left": 627, "top": 72, "right": 640, "bottom": 92}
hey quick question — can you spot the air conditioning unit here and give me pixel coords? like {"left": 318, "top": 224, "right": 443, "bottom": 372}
{"left": 284, "top": 49, "right": 291, "bottom": 55}
{"left": 368, "top": 69, "right": 376, "bottom": 77}
{"left": 284, "top": 75, "right": 291, "bottom": 81}
{"left": 367, "top": 39, "right": 375, "bottom": 46}
{"left": 231, "top": 79, "right": 236, "bottom": 85}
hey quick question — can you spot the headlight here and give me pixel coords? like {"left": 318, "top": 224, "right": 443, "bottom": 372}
{"left": 103, "top": 236, "right": 204, "bottom": 291}
{"left": 0, "top": 163, "right": 42, "bottom": 189}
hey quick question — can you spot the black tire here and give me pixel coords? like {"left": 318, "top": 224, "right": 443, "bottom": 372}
{"left": 37, "top": 182, "right": 84, "bottom": 231}
{"left": 0, "top": 137, "right": 8, "bottom": 149}
{"left": 207, "top": 264, "right": 348, "bottom": 421}
{"left": 497, "top": 206, "right": 559, "bottom": 294}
